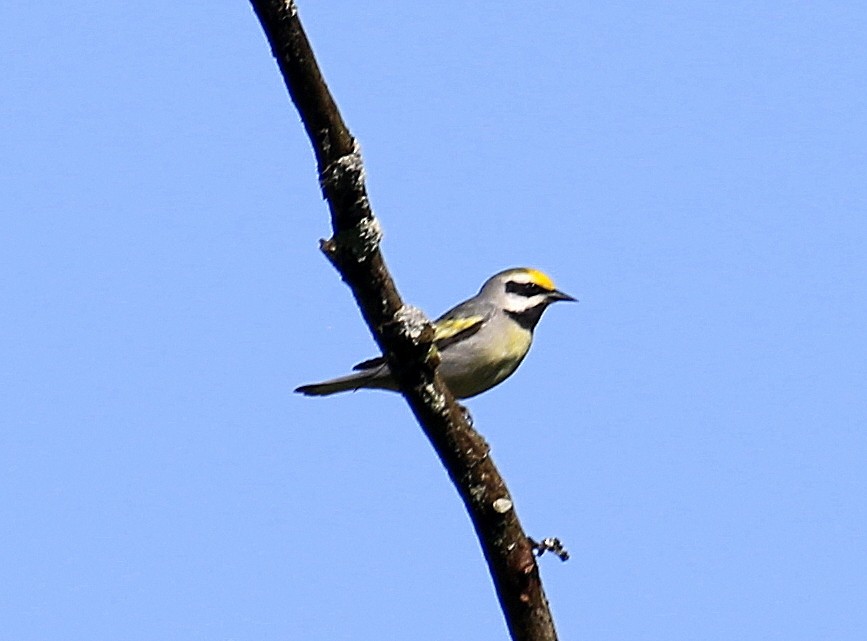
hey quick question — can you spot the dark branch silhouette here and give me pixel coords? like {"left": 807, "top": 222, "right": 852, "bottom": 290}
{"left": 249, "top": 2, "right": 560, "bottom": 639}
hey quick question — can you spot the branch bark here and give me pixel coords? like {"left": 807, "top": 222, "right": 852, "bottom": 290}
{"left": 249, "top": 3, "right": 559, "bottom": 639}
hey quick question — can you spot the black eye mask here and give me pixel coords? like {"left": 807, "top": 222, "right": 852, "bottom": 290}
{"left": 505, "top": 281, "right": 549, "bottom": 297}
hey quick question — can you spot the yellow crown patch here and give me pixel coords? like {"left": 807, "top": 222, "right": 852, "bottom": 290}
{"left": 525, "top": 268, "right": 556, "bottom": 291}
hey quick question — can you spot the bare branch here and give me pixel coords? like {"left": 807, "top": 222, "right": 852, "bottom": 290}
{"left": 249, "top": 3, "right": 560, "bottom": 639}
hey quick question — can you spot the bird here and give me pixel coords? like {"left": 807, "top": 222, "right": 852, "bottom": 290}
{"left": 295, "top": 267, "right": 576, "bottom": 399}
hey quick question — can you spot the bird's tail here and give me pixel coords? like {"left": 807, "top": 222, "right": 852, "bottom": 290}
{"left": 295, "top": 367, "right": 396, "bottom": 397}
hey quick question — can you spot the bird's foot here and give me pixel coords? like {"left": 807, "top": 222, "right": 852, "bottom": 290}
{"left": 456, "top": 402, "right": 474, "bottom": 427}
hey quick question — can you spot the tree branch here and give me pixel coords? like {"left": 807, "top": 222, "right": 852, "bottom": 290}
{"left": 249, "top": 3, "right": 559, "bottom": 639}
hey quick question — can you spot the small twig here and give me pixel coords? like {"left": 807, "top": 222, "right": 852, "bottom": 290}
{"left": 529, "top": 537, "right": 571, "bottom": 562}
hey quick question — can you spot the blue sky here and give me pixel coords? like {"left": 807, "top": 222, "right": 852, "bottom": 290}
{"left": 3, "top": 2, "right": 866, "bottom": 640}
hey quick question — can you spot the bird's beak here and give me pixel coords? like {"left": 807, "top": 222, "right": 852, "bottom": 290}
{"left": 548, "top": 289, "right": 577, "bottom": 303}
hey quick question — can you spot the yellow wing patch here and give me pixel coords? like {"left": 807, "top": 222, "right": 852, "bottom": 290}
{"left": 433, "top": 315, "right": 485, "bottom": 342}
